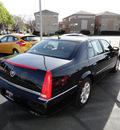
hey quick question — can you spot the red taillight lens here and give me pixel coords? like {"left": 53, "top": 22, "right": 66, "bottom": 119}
{"left": 40, "top": 70, "right": 52, "bottom": 100}
{"left": 17, "top": 41, "right": 26, "bottom": 46}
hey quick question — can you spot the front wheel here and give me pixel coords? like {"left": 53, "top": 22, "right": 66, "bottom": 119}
{"left": 74, "top": 77, "right": 92, "bottom": 107}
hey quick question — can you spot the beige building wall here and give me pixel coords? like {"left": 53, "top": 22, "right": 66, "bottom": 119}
{"left": 34, "top": 10, "right": 59, "bottom": 35}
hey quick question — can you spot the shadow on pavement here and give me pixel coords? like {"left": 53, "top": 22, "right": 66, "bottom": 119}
{"left": 0, "top": 70, "right": 120, "bottom": 130}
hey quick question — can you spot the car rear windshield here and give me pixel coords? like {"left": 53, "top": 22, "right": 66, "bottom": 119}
{"left": 27, "top": 39, "right": 80, "bottom": 60}
{"left": 21, "top": 36, "right": 38, "bottom": 41}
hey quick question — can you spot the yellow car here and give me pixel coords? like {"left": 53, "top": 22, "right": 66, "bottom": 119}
{"left": 0, "top": 34, "right": 39, "bottom": 54}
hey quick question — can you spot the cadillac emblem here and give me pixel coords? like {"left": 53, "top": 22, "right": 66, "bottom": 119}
{"left": 10, "top": 70, "right": 15, "bottom": 77}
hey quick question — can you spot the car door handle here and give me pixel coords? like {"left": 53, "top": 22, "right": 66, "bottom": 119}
{"left": 93, "top": 63, "right": 97, "bottom": 67}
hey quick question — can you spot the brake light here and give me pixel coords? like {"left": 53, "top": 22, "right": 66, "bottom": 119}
{"left": 40, "top": 71, "right": 52, "bottom": 100}
{"left": 17, "top": 41, "right": 26, "bottom": 46}
{"left": 3, "top": 59, "right": 38, "bottom": 70}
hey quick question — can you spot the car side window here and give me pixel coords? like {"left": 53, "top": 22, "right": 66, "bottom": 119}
{"left": 14, "top": 37, "right": 18, "bottom": 41}
{"left": 89, "top": 42, "right": 95, "bottom": 58}
{"left": 90, "top": 40, "right": 103, "bottom": 55}
{"left": 0, "top": 36, "right": 8, "bottom": 43}
{"left": 8, "top": 36, "right": 14, "bottom": 42}
{"left": 100, "top": 40, "right": 111, "bottom": 52}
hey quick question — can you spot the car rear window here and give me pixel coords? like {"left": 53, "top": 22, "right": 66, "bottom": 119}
{"left": 21, "top": 36, "right": 38, "bottom": 42}
{"left": 27, "top": 39, "right": 80, "bottom": 60}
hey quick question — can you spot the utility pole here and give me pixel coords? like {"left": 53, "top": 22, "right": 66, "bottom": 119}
{"left": 39, "top": 0, "right": 42, "bottom": 40}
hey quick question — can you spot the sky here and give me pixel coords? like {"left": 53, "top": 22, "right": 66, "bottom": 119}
{"left": 1, "top": 0, "right": 120, "bottom": 21}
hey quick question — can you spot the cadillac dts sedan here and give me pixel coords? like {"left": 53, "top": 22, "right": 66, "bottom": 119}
{"left": 0, "top": 36, "right": 119, "bottom": 116}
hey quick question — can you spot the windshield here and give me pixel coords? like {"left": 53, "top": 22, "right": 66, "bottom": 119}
{"left": 27, "top": 39, "right": 80, "bottom": 60}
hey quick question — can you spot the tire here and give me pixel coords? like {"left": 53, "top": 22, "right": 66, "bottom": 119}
{"left": 112, "top": 58, "right": 119, "bottom": 73}
{"left": 74, "top": 77, "right": 92, "bottom": 107}
{"left": 13, "top": 49, "right": 19, "bottom": 54}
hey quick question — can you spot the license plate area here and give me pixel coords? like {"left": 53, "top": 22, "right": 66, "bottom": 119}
{"left": 5, "top": 90, "right": 14, "bottom": 101}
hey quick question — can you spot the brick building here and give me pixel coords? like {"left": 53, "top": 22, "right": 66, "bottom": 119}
{"left": 34, "top": 10, "right": 59, "bottom": 35}
{"left": 62, "top": 11, "right": 95, "bottom": 34}
{"left": 95, "top": 11, "right": 120, "bottom": 34}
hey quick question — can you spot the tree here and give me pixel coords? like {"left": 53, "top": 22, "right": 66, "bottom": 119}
{"left": 20, "top": 15, "right": 36, "bottom": 32}
{"left": 0, "top": 2, "right": 14, "bottom": 27}
{"left": 12, "top": 15, "right": 24, "bottom": 31}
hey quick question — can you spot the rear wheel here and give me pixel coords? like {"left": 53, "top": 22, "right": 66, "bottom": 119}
{"left": 13, "top": 49, "right": 19, "bottom": 54}
{"left": 74, "top": 77, "right": 92, "bottom": 107}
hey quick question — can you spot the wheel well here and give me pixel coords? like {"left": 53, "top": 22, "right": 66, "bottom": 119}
{"left": 87, "top": 75, "right": 94, "bottom": 85}
{"left": 13, "top": 48, "right": 19, "bottom": 53}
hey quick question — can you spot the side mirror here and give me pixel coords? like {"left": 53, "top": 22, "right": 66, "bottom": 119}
{"left": 112, "top": 47, "right": 119, "bottom": 54}
{"left": 113, "top": 47, "right": 119, "bottom": 51}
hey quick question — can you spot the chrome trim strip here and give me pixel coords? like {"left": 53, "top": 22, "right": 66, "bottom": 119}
{"left": 96, "top": 62, "right": 113, "bottom": 75}
{"left": 38, "top": 85, "right": 78, "bottom": 102}
{"left": 0, "top": 76, "right": 40, "bottom": 96}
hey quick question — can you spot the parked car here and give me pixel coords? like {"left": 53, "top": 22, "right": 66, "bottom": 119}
{"left": 0, "top": 34, "right": 39, "bottom": 54}
{"left": 0, "top": 30, "right": 7, "bottom": 35}
{"left": 19, "top": 31, "right": 24, "bottom": 34}
{"left": 0, "top": 36, "right": 119, "bottom": 116}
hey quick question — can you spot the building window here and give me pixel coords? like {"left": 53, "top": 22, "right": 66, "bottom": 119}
{"left": 91, "top": 23, "right": 94, "bottom": 27}
{"left": 91, "top": 16, "right": 95, "bottom": 19}
{"left": 102, "top": 16, "right": 105, "bottom": 19}
{"left": 118, "top": 16, "right": 120, "bottom": 20}
{"left": 36, "top": 23, "right": 40, "bottom": 27}
{"left": 54, "top": 23, "right": 58, "bottom": 26}
{"left": 36, "top": 15, "right": 40, "bottom": 18}
{"left": 54, "top": 15, "right": 58, "bottom": 18}
{"left": 74, "top": 15, "right": 78, "bottom": 19}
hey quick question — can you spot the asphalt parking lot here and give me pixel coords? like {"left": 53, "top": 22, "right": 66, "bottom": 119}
{"left": 0, "top": 35, "right": 120, "bottom": 130}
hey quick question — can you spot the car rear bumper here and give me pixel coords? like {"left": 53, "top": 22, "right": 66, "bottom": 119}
{"left": 0, "top": 77, "right": 77, "bottom": 116}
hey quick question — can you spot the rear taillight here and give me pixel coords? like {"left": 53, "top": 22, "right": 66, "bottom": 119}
{"left": 17, "top": 41, "right": 26, "bottom": 46}
{"left": 40, "top": 70, "right": 52, "bottom": 100}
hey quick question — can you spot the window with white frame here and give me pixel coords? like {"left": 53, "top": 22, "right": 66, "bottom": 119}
{"left": 36, "top": 15, "right": 40, "bottom": 18}
{"left": 54, "top": 15, "right": 58, "bottom": 18}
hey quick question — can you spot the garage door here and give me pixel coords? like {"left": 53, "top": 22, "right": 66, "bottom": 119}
{"left": 81, "top": 20, "right": 88, "bottom": 30}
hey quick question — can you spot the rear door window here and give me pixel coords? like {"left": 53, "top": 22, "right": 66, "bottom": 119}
{"left": 90, "top": 40, "right": 103, "bottom": 55}
{"left": 88, "top": 42, "right": 95, "bottom": 58}
{"left": 8, "top": 36, "right": 14, "bottom": 42}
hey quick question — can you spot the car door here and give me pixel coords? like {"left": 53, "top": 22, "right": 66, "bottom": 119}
{"left": 88, "top": 40, "right": 108, "bottom": 76}
{"left": 3, "top": 36, "right": 16, "bottom": 53}
{"left": 0, "top": 36, "right": 8, "bottom": 53}
{"left": 100, "top": 39, "right": 117, "bottom": 69}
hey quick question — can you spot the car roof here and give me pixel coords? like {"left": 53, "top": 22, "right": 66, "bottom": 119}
{"left": 49, "top": 36, "right": 90, "bottom": 42}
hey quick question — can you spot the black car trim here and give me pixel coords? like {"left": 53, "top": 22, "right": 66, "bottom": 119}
{"left": 0, "top": 76, "right": 40, "bottom": 96}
